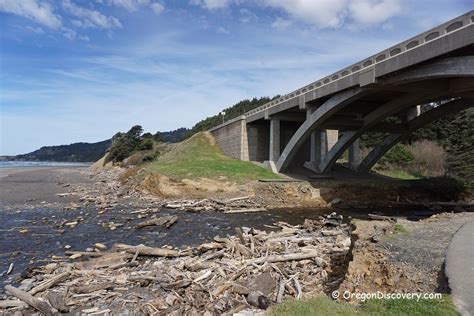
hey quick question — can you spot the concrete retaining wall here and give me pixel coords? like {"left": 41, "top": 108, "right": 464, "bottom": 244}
{"left": 210, "top": 116, "right": 249, "bottom": 161}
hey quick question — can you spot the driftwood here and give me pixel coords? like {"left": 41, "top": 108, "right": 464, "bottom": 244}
{"left": 5, "top": 285, "right": 58, "bottom": 316}
{"left": 135, "top": 215, "right": 178, "bottom": 229}
{"left": 0, "top": 300, "right": 28, "bottom": 308}
{"left": 114, "top": 244, "right": 188, "bottom": 257}
{"left": 65, "top": 251, "right": 105, "bottom": 257}
{"left": 72, "top": 282, "right": 114, "bottom": 294}
{"left": 30, "top": 271, "right": 71, "bottom": 295}
{"left": 247, "top": 251, "right": 323, "bottom": 265}
{"left": 1, "top": 212, "right": 352, "bottom": 315}
{"left": 368, "top": 214, "right": 397, "bottom": 222}
{"left": 224, "top": 208, "right": 266, "bottom": 214}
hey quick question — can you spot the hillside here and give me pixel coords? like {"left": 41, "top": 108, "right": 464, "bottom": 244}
{"left": 156, "top": 128, "right": 189, "bottom": 143}
{"left": 143, "top": 132, "right": 279, "bottom": 182}
{"left": 10, "top": 139, "right": 112, "bottom": 162}
{"left": 185, "top": 97, "right": 277, "bottom": 138}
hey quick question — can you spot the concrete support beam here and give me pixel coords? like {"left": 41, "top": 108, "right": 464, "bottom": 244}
{"left": 348, "top": 138, "right": 361, "bottom": 167}
{"left": 269, "top": 119, "right": 280, "bottom": 162}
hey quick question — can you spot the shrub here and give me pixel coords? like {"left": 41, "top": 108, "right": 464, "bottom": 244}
{"left": 407, "top": 140, "right": 446, "bottom": 176}
{"left": 106, "top": 125, "right": 144, "bottom": 163}
{"left": 138, "top": 138, "right": 154, "bottom": 151}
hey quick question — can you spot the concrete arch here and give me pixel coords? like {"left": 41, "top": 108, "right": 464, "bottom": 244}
{"left": 276, "top": 88, "right": 367, "bottom": 172}
{"left": 318, "top": 91, "right": 452, "bottom": 173}
{"left": 381, "top": 56, "right": 474, "bottom": 85}
{"left": 276, "top": 56, "right": 474, "bottom": 173}
{"left": 358, "top": 98, "right": 473, "bottom": 172}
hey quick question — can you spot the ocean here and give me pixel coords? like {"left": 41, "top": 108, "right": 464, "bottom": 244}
{"left": 0, "top": 161, "right": 90, "bottom": 168}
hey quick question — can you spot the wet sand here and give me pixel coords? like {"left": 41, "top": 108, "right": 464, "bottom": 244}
{"left": 0, "top": 167, "right": 91, "bottom": 205}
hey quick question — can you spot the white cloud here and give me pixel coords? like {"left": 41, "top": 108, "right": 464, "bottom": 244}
{"left": 0, "top": 0, "right": 62, "bottom": 28}
{"left": 271, "top": 17, "right": 291, "bottom": 29}
{"left": 102, "top": 0, "right": 150, "bottom": 11}
{"left": 191, "top": 0, "right": 232, "bottom": 10}
{"left": 239, "top": 8, "right": 258, "bottom": 23}
{"left": 190, "top": 0, "right": 403, "bottom": 29}
{"left": 217, "top": 26, "right": 230, "bottom": 34}
{"left": 349, "top": 0, "right": 402, "bottom": 26}
{"left": 262, "top": 0, "right": 348, "bottom": 28}
{"left": 150, "top": 2, "right": 164, "bottom": 14}
{"left": 63, "top": 0, "right": 122, "bottom": 29}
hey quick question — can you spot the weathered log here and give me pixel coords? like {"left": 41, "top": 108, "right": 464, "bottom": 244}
{"left": 64, "top": 251, "right": 104, "bottom": 257}
{"left": 114, "top": 243, "right": 188, "bottom": 257}
{"left": 134, "top": 215, "right": 178, "bottom": 229}
{"left": 72, "top": 282, "right": 114, "bottom": 294}
{"left": 29, "top": 271, "right": 71, "bottom": 295}
{"left": 224, "top": 208, "right": 266, "bottom": 214}
{"left": 368, "top": 214, "right": 397, "bottom": 222}
{"left": 0, "top": 300, "right": 28, "bottom": 308}
{"left": 246, "top": 251, "right": 322, "bottom": 265}
{"left": 5, "top": 285, "right": 59, "bottom": 316}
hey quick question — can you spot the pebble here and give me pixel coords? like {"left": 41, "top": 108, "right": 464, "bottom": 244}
{"left": 95, "top": 243, "right": 107, "bottom": 250}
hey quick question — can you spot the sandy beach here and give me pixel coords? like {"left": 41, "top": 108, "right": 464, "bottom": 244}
{"left": 0, "top": 167, "right": 91, "bottom": 205}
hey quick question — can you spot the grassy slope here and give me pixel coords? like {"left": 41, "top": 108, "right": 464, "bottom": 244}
{"left": 375, "top": 169, "right": 423, "bottom": 180}
{"left": 270, "top": 295, "right": 458, "bottom": 316}
{"left": 143, "top": 132, "right": 280, "bottom": 182}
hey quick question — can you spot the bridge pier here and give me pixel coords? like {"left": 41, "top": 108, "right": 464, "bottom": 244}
{"left": 348, "top": 138, "right": 361, "bottom": 167}
{"left": 269, "top": 119, "right": 280, "bottom": 162}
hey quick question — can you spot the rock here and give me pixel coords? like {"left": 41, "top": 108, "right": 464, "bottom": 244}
{"left": 19, "top": 229, "right": 29, "bottom": 234}
{"left": 324, "top": 212, "right": 343, "bottom": 226}
{"left": 64, "top": 245, "right": 71, "bottom": 250}
{"left": 246, "top": 291, "right": 272, "bottom": 309}
{"left": 247, "top": 272, "right": 276, "bottom": 296}
{"left": 69, "top": 254, "right": 82, "bottom": 260}
{"left": 95, "top": 243, "right": 107, "bottom": 251}
{"left": 65, "top": 221, "right": 78, "bottom": 228}
{"left": 18, "top": 278, "right": 35, "bottom": 292}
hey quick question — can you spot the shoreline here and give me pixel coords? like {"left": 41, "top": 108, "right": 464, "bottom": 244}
{"left": 1, "top": 166, "right": 473, "bottom": 314}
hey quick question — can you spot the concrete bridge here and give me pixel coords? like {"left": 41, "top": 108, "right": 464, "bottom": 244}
{"left": 210, "top": 11, "right": 474, "bottom": 174}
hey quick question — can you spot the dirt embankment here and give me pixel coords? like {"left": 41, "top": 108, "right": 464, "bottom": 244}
{"left": 338, "top": 212, "right": 474, "bottom": 300}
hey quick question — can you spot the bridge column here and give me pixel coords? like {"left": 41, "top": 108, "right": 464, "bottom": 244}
{"left": 304, "top": 108, "right": 328, "bottom": 172}
{"left": 269, "top": 118, "right": 280, "bottom": 162}
{"left": 348, "top": 138, "right": 361, "bottom": 167}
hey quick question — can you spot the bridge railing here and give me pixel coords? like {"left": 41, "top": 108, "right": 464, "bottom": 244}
{"left": 240, "top": 10, "right": 474, "bottom": 120}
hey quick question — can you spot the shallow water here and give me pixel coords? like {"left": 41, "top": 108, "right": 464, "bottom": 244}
{"left": 0, "top": 203, "right": 430, "bottom": 285}
{"left": 0, "top": 205, "right": 343, "bottom": 282}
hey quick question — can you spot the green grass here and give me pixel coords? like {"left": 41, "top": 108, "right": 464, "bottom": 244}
{"left": 393, "top": 223, "right": 408, "bottom": 235}
{"left": 270, "top": 295, "right": 458, "bottom": 316}
{"left": 376, "top": 169, "right": 423, "bottom": 180}
{"left": 143, "top": 132, "right": 281, "bottom": 182}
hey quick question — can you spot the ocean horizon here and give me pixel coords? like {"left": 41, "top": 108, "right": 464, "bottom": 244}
{"left": 0, "top": 161, "right": 91, "bottom": 168}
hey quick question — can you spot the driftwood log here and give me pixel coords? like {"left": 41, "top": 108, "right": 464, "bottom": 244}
{"left": 135, "top": 215, "right": 178, "bottom": 229}
{"left": 114, "top": 243, "right": 189, "bottom": 257}
{"left": 30, "top": 271, "right": 71, "bottom": 295}
{"left": 5, "top": 285, "right": 59, "bottom": 316}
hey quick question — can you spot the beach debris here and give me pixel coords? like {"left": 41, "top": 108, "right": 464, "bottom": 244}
{"left": 163, "top": 197, "right": 264, "bottom": 213}
{"left": 7, "top": 263, "right": 14, "bottom": 275}
{"left": 94, "top": 243, "right": 108, "bottom": 251}
{"left": 134, "top": 215, "right": 178, "bottom": 229}
{"left": 1, "top": 214, "right": 352, "bottom": 315}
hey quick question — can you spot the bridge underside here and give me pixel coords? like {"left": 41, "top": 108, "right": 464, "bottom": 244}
{"left": 272, "top": 55, "right": 474, "bottom": 174}
{"left": 211, "top": 55, "right": 474, "bottom": 175}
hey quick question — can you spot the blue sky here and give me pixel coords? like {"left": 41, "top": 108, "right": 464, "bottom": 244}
{"left": 0, "top": 0, "right": 471, "bottom": 155}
